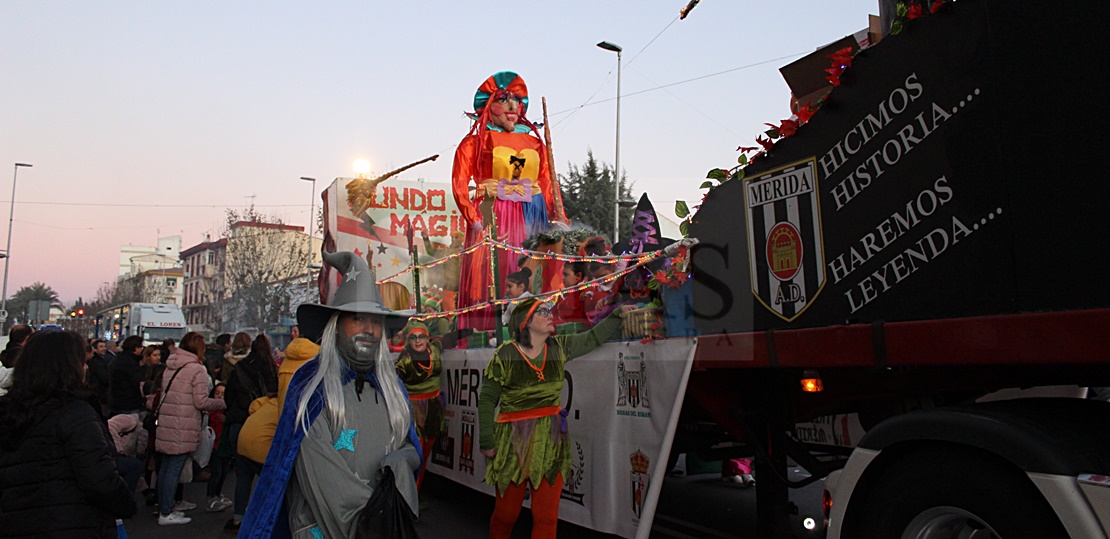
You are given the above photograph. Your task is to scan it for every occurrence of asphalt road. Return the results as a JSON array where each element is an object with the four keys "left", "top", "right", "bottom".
[
  {"left": 123, "top": 467, "right": 826, "bottom": 538},
  {"left": 123, "top": 472, "right": 616, "bottom": 538}
]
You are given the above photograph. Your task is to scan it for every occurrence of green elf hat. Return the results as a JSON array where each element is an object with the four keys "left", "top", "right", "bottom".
[
  {"left": 473, "top": 71, "right": 529, "bottom": 114},
  {"left": 405, "top": 321, "right": 429, "bottom": 340},
  {"left": 508, "top": 297, "right": 551, "bottom": 339},
  {"left": 422, "top": 290, "right": 443, "bottom": 311}
]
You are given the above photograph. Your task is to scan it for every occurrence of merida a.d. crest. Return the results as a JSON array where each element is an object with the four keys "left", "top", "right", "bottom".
[{"left": 744, "top": 158, "right": 827, "bottom": 321}]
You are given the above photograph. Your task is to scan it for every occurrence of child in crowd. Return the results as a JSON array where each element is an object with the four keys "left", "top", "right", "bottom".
[
  {"left": 502, "top": 267, "right": 534, "bottom": 326},
  {"left": 554, "top": 261, "right": 589, "bottom": 326},
  {"left": 203, "top": 382, "right": 233, "bottom": 513}
]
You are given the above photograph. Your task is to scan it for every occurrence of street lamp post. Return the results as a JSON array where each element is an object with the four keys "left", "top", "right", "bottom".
[
  {"left": 300, "top": 177, "right": 316, "bottom": 293},
  {"left": 597, "top": 41, "right": 623, "bottom": 243},
  {"left": 1, "top": 163, "right": 32, "bottom": 331}
]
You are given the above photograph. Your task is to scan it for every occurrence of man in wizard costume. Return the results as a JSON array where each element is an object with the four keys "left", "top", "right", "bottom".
[{"left": 238, "top": 250, "right": 422, "bottom": 538}]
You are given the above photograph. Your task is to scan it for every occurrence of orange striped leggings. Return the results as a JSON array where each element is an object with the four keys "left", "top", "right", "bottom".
[{"left": 490, "top": 474, "right": 563, "bottom": 539}]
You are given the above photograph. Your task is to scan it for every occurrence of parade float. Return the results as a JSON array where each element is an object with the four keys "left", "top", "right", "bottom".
[{"left": 319, "top": 2, "right": 1110, "bottom": 534}]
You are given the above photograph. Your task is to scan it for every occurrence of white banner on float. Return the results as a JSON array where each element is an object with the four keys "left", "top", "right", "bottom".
[{"left": 427, "top": 338, "right": 697, "bottom": 539}]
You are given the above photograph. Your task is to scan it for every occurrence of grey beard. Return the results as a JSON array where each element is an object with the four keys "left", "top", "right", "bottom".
[{"left": 336, "top": 332, "right": 379, "bottom": 373}]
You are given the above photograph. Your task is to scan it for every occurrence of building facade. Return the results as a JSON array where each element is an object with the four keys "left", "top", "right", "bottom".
[{"left": 180, "top": 237, "right": 227, "bottom": 336}]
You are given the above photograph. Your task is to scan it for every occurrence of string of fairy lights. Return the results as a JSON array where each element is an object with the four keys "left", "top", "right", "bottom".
[
  {"left": 375, "top": 239, "right": 659, "bottom": 285},
  {"left": 406, "top": 247, "right": 668, "bottom": 322}
]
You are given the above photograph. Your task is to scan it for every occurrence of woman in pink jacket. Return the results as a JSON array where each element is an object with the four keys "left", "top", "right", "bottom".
[{"left": 154, "top": 331, "right": 225, "bottom": 526}]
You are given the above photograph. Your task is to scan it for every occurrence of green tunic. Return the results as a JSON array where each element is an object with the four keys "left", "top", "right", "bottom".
[
  {"left": 394, "top": 340, "right": 443, "bottom": 397},
  {"left": 394, "top": 341, "right": 445, "bottom": 440},
  {"left": 477, "top": 310, "right": 623, "bottom": 491}
]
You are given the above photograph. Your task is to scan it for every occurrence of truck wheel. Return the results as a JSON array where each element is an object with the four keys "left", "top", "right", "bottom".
[{"left": 852, "top": 446, "right": 1068, "bottom": 539}]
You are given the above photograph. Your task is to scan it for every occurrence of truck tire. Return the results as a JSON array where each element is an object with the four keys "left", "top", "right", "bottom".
[{"left": 851, "top": 445, "right": 1068, "bottom": 539}]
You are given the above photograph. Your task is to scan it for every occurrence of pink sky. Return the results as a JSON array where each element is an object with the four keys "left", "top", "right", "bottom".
[{"left": 1, "top": 1, "right": 879, "bottom": 305}]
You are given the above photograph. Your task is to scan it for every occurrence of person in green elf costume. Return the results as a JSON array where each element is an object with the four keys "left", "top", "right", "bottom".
[
  {"left": 420, "top": 292, "right": 452, "bottom": 338},
  {"left": 478, "top": 297, "right": 634, "bottom": 539},
  {"left": 393, "top": 320, "right": 447, "bottom": 490}
]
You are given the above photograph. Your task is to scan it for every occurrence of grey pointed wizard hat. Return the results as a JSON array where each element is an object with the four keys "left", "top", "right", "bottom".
[{"left": 296, "top": 250, "right": 409, "bottom": 341}]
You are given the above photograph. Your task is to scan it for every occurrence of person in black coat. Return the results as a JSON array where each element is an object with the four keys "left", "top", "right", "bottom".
[
  {"left": 86, "top": 339, "right": 111, "bottom": 416},
  {"left": 107, "top": 335, "right": 147, "bottom": 417},
  {"left": 205, "top": 333, "right": 231, "bottom": 382},
  {"left": 223, "top": 334, "right": 278, "bottom": 426},
  {"left": 0, "top": 330, "right": 137, "bottom": 538},
  {"left": 0, "top": 324, "right": 33, "bottom": 368}
]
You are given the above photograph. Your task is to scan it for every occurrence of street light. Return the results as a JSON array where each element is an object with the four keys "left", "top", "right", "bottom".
[
  {"left": 1, "top": 163, "right": 32, "bottom": 330},
  {"left": 300, "top": 177, "right": 316, "bottom": 293},
  {"left": 597, "top": 40, "right": 623, "bottom": 243}
]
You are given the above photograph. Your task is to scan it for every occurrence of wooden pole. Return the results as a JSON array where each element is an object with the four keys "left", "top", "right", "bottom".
[
  {"left": 542, "top": 97, "right": 568, "bottom": 224},
  {"left": 490, "top": 213, "right": 504, "bottom": 346},
  {"left": 411, "top": 245, "right": 421, "bottom": 311}
]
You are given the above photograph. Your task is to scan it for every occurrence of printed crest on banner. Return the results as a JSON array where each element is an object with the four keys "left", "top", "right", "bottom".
[
  {"left": 560, "top": 441, "right": 587, "bottom": 505},
  {"left": 431, "top": 427, "right": 455, "bottom": 470},
  {"left": 616, "top": 352, "right": 651, "bottom": 417},
  {"left": 744, "top": 158, "right": 827, "bottom": 321},
  {"left": 630, "top": 449, "right": 650, "bottom": 519},
  {"left": 459, "top": 410, "right": 476, "bottom": 475}
]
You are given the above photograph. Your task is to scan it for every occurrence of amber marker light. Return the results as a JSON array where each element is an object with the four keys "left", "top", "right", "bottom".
[{"left": 801, "top": 370, "right": 824, "bottom": 393}]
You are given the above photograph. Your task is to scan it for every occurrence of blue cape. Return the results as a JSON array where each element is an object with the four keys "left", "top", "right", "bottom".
[{"left": 238, "top": 358, "right": 423, "bottom": 538}]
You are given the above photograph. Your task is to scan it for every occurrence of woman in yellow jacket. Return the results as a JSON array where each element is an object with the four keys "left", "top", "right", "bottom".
[{"left": 227, "top": 338, "right": 319, "bottom": 532}]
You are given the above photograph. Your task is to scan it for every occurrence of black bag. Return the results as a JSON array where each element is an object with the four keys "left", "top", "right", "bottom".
[{"left": 356, "top": 466, "right": 420, "bottom": 539}]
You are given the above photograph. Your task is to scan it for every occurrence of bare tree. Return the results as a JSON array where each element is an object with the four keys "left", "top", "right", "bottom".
[
  {"left": 92, "top": 279, "right": 143, "bottom": 310},
  {"left": 220, "top": 205, "right": 310, "bottom": 332}
]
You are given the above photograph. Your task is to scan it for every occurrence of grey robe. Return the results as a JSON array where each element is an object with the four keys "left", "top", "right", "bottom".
[{"left": 286, "top": 377, "right": 420, "bottom": 538}]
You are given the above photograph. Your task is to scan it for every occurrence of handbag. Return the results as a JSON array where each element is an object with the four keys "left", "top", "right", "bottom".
[
  {"left": 356, "top": 466, "right": 420, "bottom": 539},
  {"left": 144, "top": 368, "right": 184, "bottom": 437},
  {"left": 192, "top": 421, "right": 216, "bottom": 468}
]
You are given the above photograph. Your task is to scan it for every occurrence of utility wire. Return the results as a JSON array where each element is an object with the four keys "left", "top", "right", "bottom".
[
  {"left": 627, "top": 65, "right": 746, "bottom": 140},
  {"left": 13, "top": 219, "right": 205, "bottom": 231},
  {"left": 549, "top": 51, "right": 808, "bottom": 118},
  {"left": 0, "top": 200, "right": 311, "bottom": 208},
  {"left": 623, "top": 17, "right": 679, "bottom": 69},
  {"left": 552, "top": 16, "right": 678, "bottom": 131}
]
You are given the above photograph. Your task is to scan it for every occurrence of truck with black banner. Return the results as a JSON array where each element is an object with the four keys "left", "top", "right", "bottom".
[{"left": 685, "top": 0, "right": 1109, "bottom": 537}]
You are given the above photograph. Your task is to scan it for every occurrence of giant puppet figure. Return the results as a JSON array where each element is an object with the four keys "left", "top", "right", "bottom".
[{"left": 453, "top": 71, "right": 558, "bottom": 330}]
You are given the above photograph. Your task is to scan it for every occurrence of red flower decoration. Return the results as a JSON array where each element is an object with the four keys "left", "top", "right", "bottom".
[
  {"left": 777, "top": 118, "right": 798, "bottom": 138},
  {"left": 673, "top": 271, "right": 688, "bottom": 285},
  {"left": 756, "top": 135, "right": 775, "bottom": 152},
  {"left": 930, "top": 0, "right": 945, "bottom": 13},
  {"left": 907, "top": 2, "right": 923, "bottom": 19},
  {"left": 825, "top": 46, "right": 855, "bottom": 87},
  {"left": 653, "top": 270, "right": 671, "bottom": 285},
  {"left": 828, "top": 47, "right": 854, "bottom": 69},
  {"left": 737, "top": 146, "right": 759, "bottom": 153},
  {"left": 795, "top": 104, "right": 816, "bottom": 125}
]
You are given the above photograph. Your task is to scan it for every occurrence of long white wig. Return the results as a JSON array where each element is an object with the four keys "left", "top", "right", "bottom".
[{"left": 294, "top": 312, "right": 411, "bottom": 450}]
